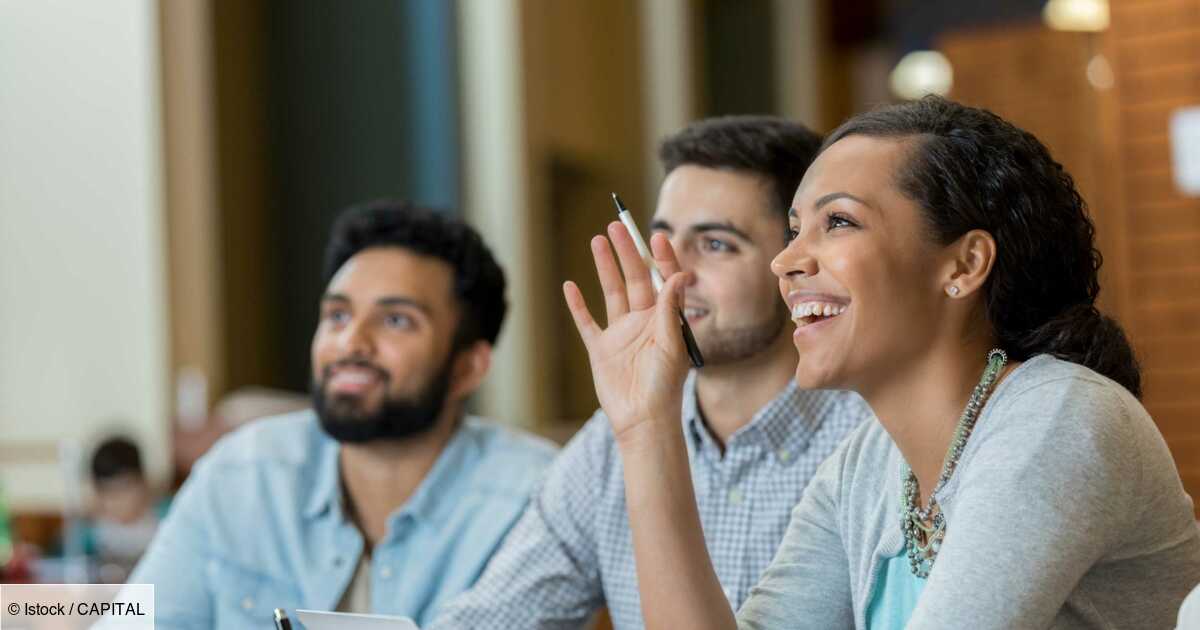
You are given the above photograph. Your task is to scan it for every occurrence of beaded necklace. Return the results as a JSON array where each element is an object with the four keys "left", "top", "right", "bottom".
[{"left": 900, "top": 348, "right": 1008, "bottom": 578}]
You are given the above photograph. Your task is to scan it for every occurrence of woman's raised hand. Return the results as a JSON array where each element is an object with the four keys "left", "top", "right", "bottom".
[{"left": 562, "top": 222, "right": 692, "bottom": 446}]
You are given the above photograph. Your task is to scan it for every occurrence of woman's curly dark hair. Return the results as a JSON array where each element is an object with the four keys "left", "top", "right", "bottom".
[
  {"left": 823, "top": 96, "right": 1141, "bottom": 397},
  {"left": 323, "top": 199, "right": 507, "bottom": 350}
]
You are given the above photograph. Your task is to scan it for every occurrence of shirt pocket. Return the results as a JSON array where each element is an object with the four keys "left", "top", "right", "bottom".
[{"left": 206, "top": 557, "right": 302, "bottom": 629}]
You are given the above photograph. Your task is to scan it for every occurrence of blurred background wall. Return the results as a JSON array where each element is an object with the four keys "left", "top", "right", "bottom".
[
  {"left": 2, "top": 0, "right": 1198, "bottom": 592},
  {"left": 0, "top": 0, "right": 170, "bottom": 510}
]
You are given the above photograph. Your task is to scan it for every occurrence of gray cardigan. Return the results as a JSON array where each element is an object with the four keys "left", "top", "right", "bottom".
[{"left": 736, "top": 355, "right": 1200, "bottom": 629}]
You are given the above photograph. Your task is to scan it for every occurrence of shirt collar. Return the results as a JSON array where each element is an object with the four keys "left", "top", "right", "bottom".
[
  {"left": 390, "top": 420, "right": 477, "bottom": 525},
  {"left": 682, "top": 372, "right": 836, "bottom": 463},
  {"left": 303, "top": 417, "right": 480, "bottom": 523},
  {"left": 304, "top": 430, "right": 342, "bottom": 519},
  {"left": 748, "top": 380, "right": 829, "bottom": 460},
  {"left": 680, "top": 372, "right": 710, "bottom": 456}
]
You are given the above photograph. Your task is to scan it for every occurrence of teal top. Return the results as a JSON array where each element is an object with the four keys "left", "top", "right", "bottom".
[{"left": 867, "top": 549, "right": 926, "bottom": 629}]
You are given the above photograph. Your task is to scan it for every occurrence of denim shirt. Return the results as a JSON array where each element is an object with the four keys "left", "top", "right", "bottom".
[{"left": 127, "top": 411, "right": 557, "bottom": 630}]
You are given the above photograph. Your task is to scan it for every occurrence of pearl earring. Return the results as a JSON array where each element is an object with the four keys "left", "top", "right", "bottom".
[{"left": 948, "top": 286, "right": 960, "bottom": 296}]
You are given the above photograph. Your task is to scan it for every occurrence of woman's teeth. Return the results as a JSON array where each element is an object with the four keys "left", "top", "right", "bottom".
[
  {"left": 791, "top": 302, "right": 847, "bottom": 325},
  {"left": 683, "top": 307, "right": 709, "bottom": 319}
]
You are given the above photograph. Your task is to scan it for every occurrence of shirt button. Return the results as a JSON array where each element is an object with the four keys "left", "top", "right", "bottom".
[
  {"left": 777, "top": 449, "right": 791, "bottom": 462},
  {"left": 380, "top": 566, "right": 393, "bottom": 579},
  {"left": 728, "top": 488, "right": 743, "bottom": 505},
  {"left": 241, "top": 597, "right": 255, "bottom": 611}
]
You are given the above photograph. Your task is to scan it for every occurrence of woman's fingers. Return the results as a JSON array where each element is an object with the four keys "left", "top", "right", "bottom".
[
  {"left": 654, "top": 271, "right": 690, "bottom": 351},
  {"left": 607, "top": 222, "right": 657, "bottom": 312},
  {"left": 649, "top": 232, "right": 683, "bottom": 280},
  {"left": 591, "top": 235, "right": 629, "bottom": 324},
  {"left": 577, "top": 227, "right": 674, "bottom": 343},
  {"left": 563, "top": 281, "right": 600, "bottom": 347}
]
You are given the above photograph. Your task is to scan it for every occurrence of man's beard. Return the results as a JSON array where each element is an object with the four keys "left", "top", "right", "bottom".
[
  {"left": 697, "top": 302, "right": 790, "bottom": 366},
  {"left": 312, "top": 355, "right": 454, "bottom": 444}
]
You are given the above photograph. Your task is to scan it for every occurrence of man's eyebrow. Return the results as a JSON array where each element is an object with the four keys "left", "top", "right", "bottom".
[
  {"left": 320, "top": 293, "right": 432, "bottom": 315},
  {"left": 651, "top": 219, "right": 752, "bottom": 241},
  {"left": 376, "top": 296, "right": 432, "bottom": 314},
  {"left": 687, "top": 222, "right": 752, "bottom": 241}
]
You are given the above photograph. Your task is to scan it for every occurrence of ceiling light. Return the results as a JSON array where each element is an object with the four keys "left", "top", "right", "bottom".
[
  {"left": 1043, "top": 0, "right": 1110, "bottom": 32},
  {"left": 889, "top": 51, "right": 953, "bottom": 101}
]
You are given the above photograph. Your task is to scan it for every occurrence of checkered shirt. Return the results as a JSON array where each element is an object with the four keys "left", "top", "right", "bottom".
[{"left": 430, "top": 375, "right": 872, "bottom": 630}]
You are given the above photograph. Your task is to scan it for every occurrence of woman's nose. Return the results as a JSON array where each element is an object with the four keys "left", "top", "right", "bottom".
[{"left": 771, "top": 238, "right": 818, "bottom": 279}]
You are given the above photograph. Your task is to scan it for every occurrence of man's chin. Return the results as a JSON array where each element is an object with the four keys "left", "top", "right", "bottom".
[
  {"left": 319, "top": 420, "right": 386, "bottom": 443},
  {"left": 319, "top": 416, "right": 440, "bottom": 444},
  {"left": 324, "top": 409, "right": 374, "bottom": 425},
  {"left": 315, "top": 400, "right": 444, "bottom": 444}
]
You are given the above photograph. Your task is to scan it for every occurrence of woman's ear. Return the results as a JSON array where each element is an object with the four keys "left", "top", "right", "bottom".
[{"left": 941, "top": 229, "right": 997, "bottom": 299}]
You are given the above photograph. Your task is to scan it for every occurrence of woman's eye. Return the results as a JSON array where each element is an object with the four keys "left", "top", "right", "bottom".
[
  {"left": 327, "top": 310, "right": 350, "bottom": 325},
  {"left": 826, "top": 213, "right": 856, "bottom": 231},
  {"left": 786, "top": 227, "right": 799, "bottom": 242}
]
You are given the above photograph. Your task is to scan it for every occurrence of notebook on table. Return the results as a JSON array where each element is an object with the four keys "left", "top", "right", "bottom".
[{"left": 294, "top": 609, "right": 420, "bottom": 630}]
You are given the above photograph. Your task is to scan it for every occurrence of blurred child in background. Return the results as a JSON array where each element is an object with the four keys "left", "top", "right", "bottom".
[{"left": 78, "top": 437, "right": 167, "bottom": 582}]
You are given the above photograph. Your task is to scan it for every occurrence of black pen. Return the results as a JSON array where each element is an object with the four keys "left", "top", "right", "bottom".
[
  {"left": 612, "top": 193, "right": 705, "bottom": 368},
  {"left": 273, "top": 608, "right": 293, "bottom": 630}
]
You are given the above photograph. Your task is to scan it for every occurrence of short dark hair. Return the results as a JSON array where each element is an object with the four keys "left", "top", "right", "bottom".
[
  {"left": 824, "top": 96, "right": 1140, "bottom": 397},
  {"left": 658, "top": 116, "right": 824, "bottom": 219},
  {"left": 323, "top": 200, "right": 508, "bottom": 348},
  {"left": 91, "top": 437, "right": 143, "bottom": 483}
]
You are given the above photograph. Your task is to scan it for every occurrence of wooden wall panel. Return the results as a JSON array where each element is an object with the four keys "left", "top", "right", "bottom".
[
  {"left": 522, "top": 0, "right": 650, "bottom": 426},
  {"left": 159, "top": 0, "right": 226, "bottom": 406},
  {"left": 1133, "top": 234, "right": 1200, "bottom": 267},
  {"left": 1110, "top": 2, "right": 1200, "bottom": 36},
  {"left": 1111, "top": 0, "right": 1200, "bottom": 515},
  {"left": 1122, "top": 98, "right": 1196, "bottom": 137},
  {"left": 1116, "top": 30, "right": 1200, "bottom": 68}
]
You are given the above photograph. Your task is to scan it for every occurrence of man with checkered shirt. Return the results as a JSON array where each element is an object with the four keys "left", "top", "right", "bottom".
[{"left": 431, "top": 117, "right": 872, "bottom": 630}]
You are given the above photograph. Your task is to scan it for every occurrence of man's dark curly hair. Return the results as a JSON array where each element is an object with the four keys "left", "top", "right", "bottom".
[
  {"left": 659, "top": 115, "right": 824, "bottom": 225},
  {"left": 823, "top": 96, "right": 1140, "bottom": 397},
  {"left": 323, "top": 199, "right": 507, "bottom": 349}
]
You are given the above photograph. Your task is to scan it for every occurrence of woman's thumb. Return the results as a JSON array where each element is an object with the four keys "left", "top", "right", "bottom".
[
  {"left": 655, "top": 271, "right": 690, "bottom": 347},
  {"left": 661, "top": 271, "right": 690, "bottom": 311}
]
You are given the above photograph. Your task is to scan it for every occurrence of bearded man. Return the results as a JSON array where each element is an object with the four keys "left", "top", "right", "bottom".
[{"left": 129, "top": 200, "right": 556, "bottom": 629}]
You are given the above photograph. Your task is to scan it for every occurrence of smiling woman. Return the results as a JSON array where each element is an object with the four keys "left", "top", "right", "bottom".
[{"left": 562, "top": 96, "right": 1200, "bottom": 630}]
